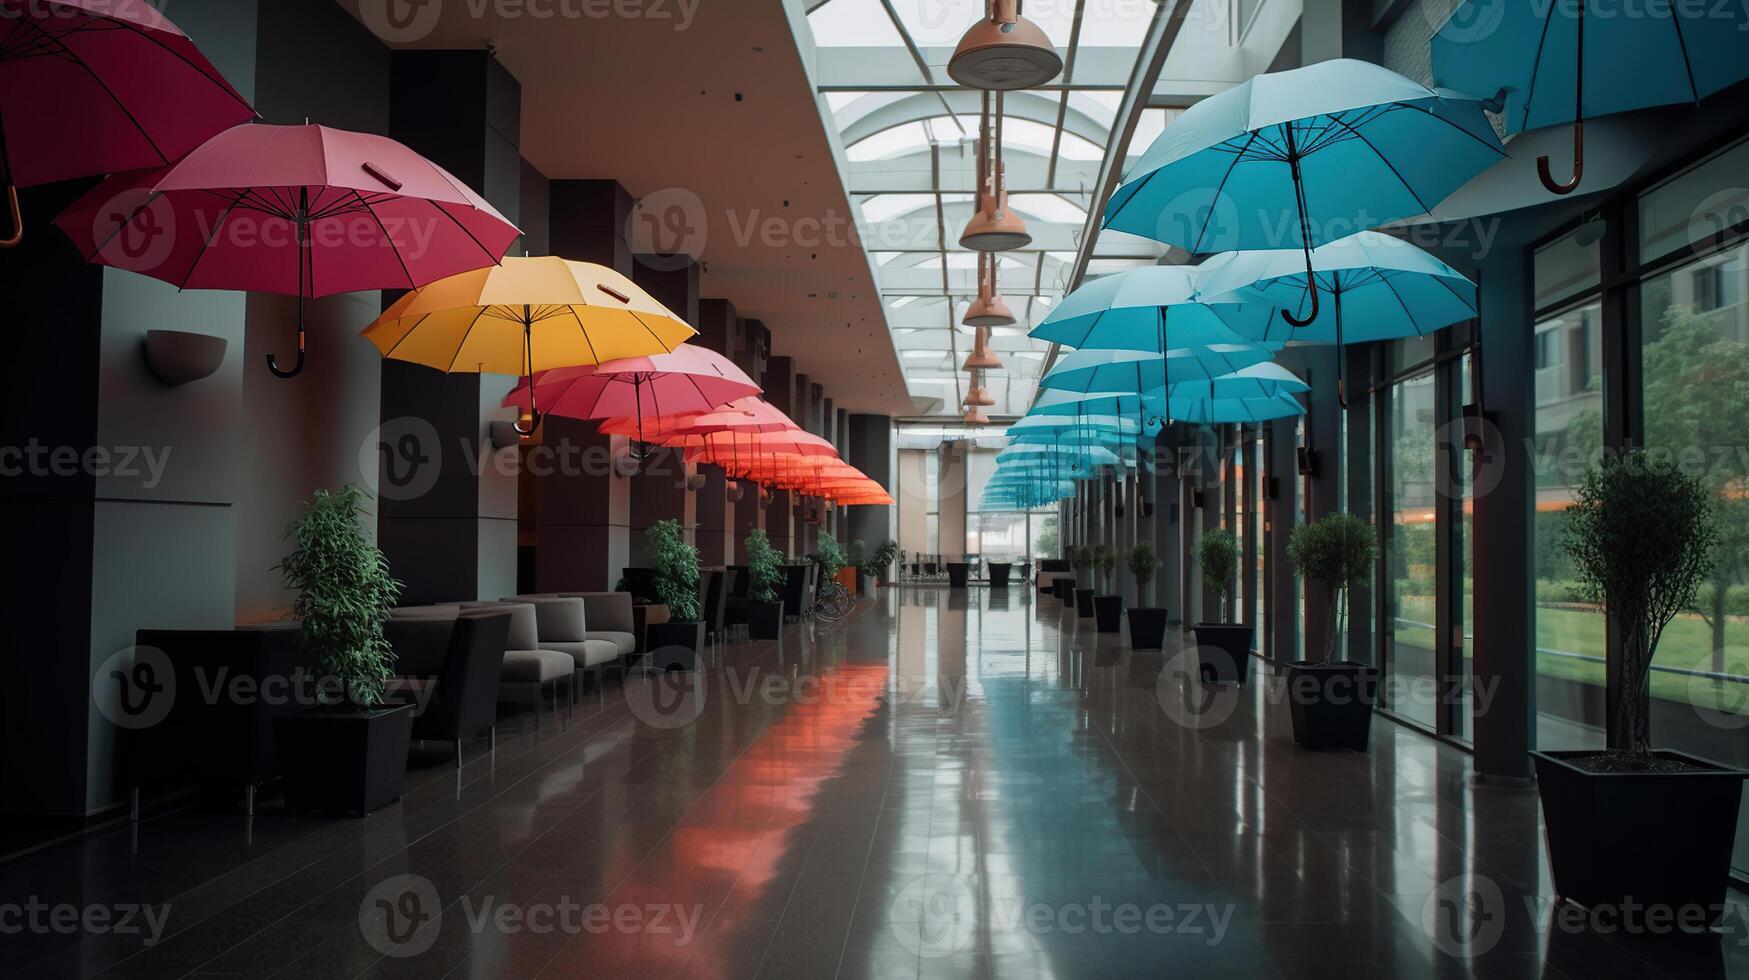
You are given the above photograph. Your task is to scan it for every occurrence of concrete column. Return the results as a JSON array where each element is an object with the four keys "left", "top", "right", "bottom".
[
  {"left": 1345, "top": 345, "right": 1376, "bottom": 663},
  {"left": 731, "top": 319, "right": 770, "bottom": 562},
  {"left": 379, "top": 50, "right": 525, "bottom": 604},
  {"left": 938, "top": 442, "right": 968, "bottom": 564},
  {"left": 764, "top": 356, "right": 796, "bottom": 557},
  {"left": 1152, "top": 427, "right": 1182, "bottom": 622},
  {"left": 534, "top": 180, "right": 634, "bottom": 591},
  {"left": 628, "top": 255, "right": 700, "bottom": 565},
  {"left": 1267, "top": 416, "right": 1302, "bottom": 661},
  {"left": 1284, "top": 345, "right": 1343, "bottom": 658},
  {"left": 847, "top": 414, "right": 894, "bottom": 566},
  {"left": 692, "top": 299, "right": 737, "bottom": 568}
]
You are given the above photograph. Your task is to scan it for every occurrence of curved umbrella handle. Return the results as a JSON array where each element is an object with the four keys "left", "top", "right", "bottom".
[
  {"left": 1537, "top": 121, "right": 1584, "bottom": 195},
  {"left": 1, "top": 182, "right": 21, "bottom": 249},
  {"left": 512, "top": 409, "right": 542, "bottom": 437},
  {"left": 1280, "top": 283, "right": 1319, "bottom": 328},
  {"left": 266, "top": 349, "right": 304, "bottom": 379}
]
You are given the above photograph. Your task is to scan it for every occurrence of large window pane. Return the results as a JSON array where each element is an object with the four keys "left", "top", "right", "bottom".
[
  {"left": 1386, "top": 371, "right": 1438, "bottom": 727},
  {"left": 1639, "top": 137, "right": 1749, "bottom": 263},
  {"left": 1531, "top": 300, "right": 1607, "bottom": 750},
  {"left": 1535, "top": 227, "right": 1603, "bottom": 311}
]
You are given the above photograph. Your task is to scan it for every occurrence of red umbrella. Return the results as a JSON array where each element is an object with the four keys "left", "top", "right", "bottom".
[
  {"left": 503, "top": 346, "right": 761, "bottom": 448},
  {"left": 0, "top": 0, "right": 255, "bottom": 246},
  {"left": 55, "top": 123, "right": 520, "bottom": 378}
]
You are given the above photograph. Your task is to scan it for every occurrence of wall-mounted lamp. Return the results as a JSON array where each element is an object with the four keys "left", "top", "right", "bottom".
[
  {"left": 142, "top": 330, "right": 226, "bottom": 386},
  {"left": 488, "top": 419, "right": 528, "bottom": 449},
  {"left": 686, "top": 473, "right": 708, "bottom": 492}
]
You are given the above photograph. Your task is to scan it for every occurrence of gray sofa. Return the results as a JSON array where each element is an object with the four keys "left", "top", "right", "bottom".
[{"left": 507, "top": 595, "right": 621, "bottom": 693}]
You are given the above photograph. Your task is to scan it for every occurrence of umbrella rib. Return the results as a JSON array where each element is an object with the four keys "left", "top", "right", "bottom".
[
  {"left": 427, "top": 198, "right": 505, "bottom": 270},
  {"left": 70, "top": 10, "right": 257, "bottom": 121},
  {"left": 1195, "top": 130, "right": 1259, "bottom": 253},
  {"left": 1390, "top": 101, "right": 1510, "bottom": 159},
  {"left": 56, "top": 43, "right": 171, "bottom": 166},
  {"left": 378, "top": 311, "right": 433, "bottom": 360},
  {"left": 565, "top": 306, "right": 603, "bottom": 364},
  {"left": 176, "top": 187, "right": 252, "bottom": 290},
  {"left": 1518, "top": 6, "right": 1565, "bottom": 133},
  {"left": 1326, "top": 112, "right": 1433, "bottom": 217},
  {"left": 1666, "top": 5, "right": 1701, "bottom": 103},
  {"left": 351, "top": 190, "right": 418, "bottom": 289},
  {"left": 443, "top": 305, "right": 494, "bottom": 374},
  {"left": 1427, "top": 266, "right": 1480, "bottom": 314},
  {"left": 629, "top": 311, "right": 682, "bottom": 352},
  {"left": 1375, "top": 270, "right": 1428, "bottom": 335}
]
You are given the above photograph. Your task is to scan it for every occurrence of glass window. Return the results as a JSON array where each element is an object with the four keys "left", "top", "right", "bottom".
[
  {"left": 1639, "top": 137, "right": 1749, "bottom": 263},
  {"left": 1457, "top": 355, "right": 1476, "bottom": 743},
  {"left": 1535, "top": 226, "right": 1604, "bottom": 310},
  {"left": 1531, "top": 299, "right": 1608, "bottom": 750},
  {"left": 1385, "top": 370, "right": 1438, "bottom": 727}
]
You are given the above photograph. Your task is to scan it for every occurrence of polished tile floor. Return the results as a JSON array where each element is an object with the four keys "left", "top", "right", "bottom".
[{"left": 5, "top": 587, "right": 1748, "bottom": 978}]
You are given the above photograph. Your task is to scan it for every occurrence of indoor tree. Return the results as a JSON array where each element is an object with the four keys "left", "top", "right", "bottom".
[
  {"left": 647, "top": 519, "right": 702, "bottom": 622},
  {"left": 1128, "top": 543, "right": 1159, "bottom": 606},
  {"left": 1286, "top": 512, "right": 1378, "bottom": 660},
  {"left": 744, "top": 528, "right": 786, "bottom": 603},
  {"left": 1197, "top": 529, "right": 1238, "bottom": 621},
  {"left": 277, "top": 485, "right": 404, "bottom": 706}
]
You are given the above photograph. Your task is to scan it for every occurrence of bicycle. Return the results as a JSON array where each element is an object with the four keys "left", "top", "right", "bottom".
[{"left": 812, "top": 580, "right": 855, "bottom": 623}]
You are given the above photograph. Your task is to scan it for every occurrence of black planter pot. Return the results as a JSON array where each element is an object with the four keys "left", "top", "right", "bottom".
[
  {"left": 854, "top": 571, "right": 868, "bottom": 595},
  {"left": 274, "top": 702, "right": 415, "bottom": 817},
  {"left": 1533, "top": 749, "right": 1746, "bottom": 923},
  {"left": 1127, "top": 607, "right": 1168, "bottom": 650},
  {"left": 646, "top": 621, "right": 705, "bottom": 671},
  {"left": 1093, "top": 595, "right": 1123, "bottom": 633},
  {"left": 987, "top": 563, "right": 1012, "bottom": 588},
  {"left": 1285, "top": 662, "right": 1379, "bottom": 750},
  {"left": 1053, "top": 578, "right": 1076, "bottom": 603},
  {"left": 1192, "top": 624, "right": 1253, "bottom": 685},
  {"left": 1074, "top": 588, "right": 1095, "bottom": 617},
  {"left": 746, "top": 600, "right": 785, "bottom": 640},
  {"left": 946, "top": 563, "right": 969, "bottom": 589}
]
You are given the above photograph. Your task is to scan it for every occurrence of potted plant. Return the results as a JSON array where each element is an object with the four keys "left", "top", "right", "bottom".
[
  {"left": 847, "top": 538, "right": 869, "bottom": 595},
  {"left": 1092, "top": 544, "right": 1122, "bottom": 632},
  {"left": 271, "top": 486, "right": 412, "bottom": 816},
  {"left": 743, "top": 528, "right": 786, "bottom": 640},
  {"left": 1072, "top": 545, "right": 1096, "bottom": 616},
  {"left": 1054, "top": 548, "right": 1079, "bottom": 604},
  {"left": 872, "top": 540, "right": 899, "bottom": 587},
  {"left": 1284, "top": 512, "right": 1381, "bottom": 750},
  {"left": 643, "top": 519, "right": 705, "bottom": 671},
  {"left": 1535, "top": 451, "right": 1742, "bottom": 925},
  {"left": 1192, "top": 529, "right": 1251, "bottom": 685},
  {"left": 1127, "top": 543, "right": 1167, "bottom": 651}
]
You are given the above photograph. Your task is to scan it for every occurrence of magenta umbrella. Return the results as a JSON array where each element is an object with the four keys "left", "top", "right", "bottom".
[
  {"left": 55, "top": 123, "right": 520, "bottom": 378},
  {"left": 0, "top": 0, "right": 256, "bottom": 246},
  {"left": 503, "top": 345, "right": 761, "bottom": 448}
]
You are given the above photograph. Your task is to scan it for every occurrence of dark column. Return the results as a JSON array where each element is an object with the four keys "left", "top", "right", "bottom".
[
  {"left": 628, "top": 256, "right": 700, "bottom": 564},
  {"left": 1345, "top": 345, "right": 1376, "bottom": 663},
  {"left": 1285, "top": 345, "right": 1342, "bottom": 658},
  {"left": 793, "top": 373, "right": 817, "bottom": 556},
  {"left": 692, "top": 299, "right": 738, "bottom": 568},
  {"left": 1471, "top": 250, "right": 1537, "bottom": 779},
  {"left": 535, "top": 180, "right": 634, "bottom": 592},
  {"left": 731, "top": 319, "right": 770, "bottom": 562},
  {"left": 380, "top": 50, "right": 524, "bottom": 604},
  {"left": 764, "top": 356, "right": 796, "bottom": 557},
  {"left": 847, "top": 414, "right": 894, "bottom": 562},
  {"left": 1267, "top": 416, "right": 1301, "bottom": 661}
]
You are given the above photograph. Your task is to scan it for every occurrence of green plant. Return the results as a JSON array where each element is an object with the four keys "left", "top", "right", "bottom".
[
  {"left": 1287, "top": 512, "right": 1378, "bottom": 660},
  {"left": 872, "top": 540, "right": 899, "bottom": 581},
  {"left": 847, "top": 538, "right": 868, "bottom": 573},
  {"left": 1093, "top": 544, "right": 1114, "bottom": 589},
  {"left": 814, "top": 535, "right": 847, "bottom": 583},
  {"left": 1564, "top": 450, "right": 1716, "bottom": 763},
  {"left": 277, "top": 485, "right": 403, "bottom": 706},
  {"left": 1197, "top": 529, "right": 1238, "bottom": 620},
  {"left": 1071, "top": 545, "right": 1093, "bottom": 573},
  {"left": 744, "top": 528, "right": 786, "bottom": 603},
  {"left": 646, "top": 519, "right": 701, "bottom": 622},
  {"left": 1128, "top": 543, "right": 1159, "bottom": 605}
]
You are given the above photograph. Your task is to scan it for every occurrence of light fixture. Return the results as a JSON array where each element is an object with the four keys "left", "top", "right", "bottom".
[
  {"left": 960, "top": 99, "right": 1031, "bottom": 252},
  {"left": 963, "top": 252, "right": 1016, "bottom": 327},
  {"left": 964, "top": 369, "right": 995, "bottom": 407},
  {"left": 727, "top": 482, "right": 745, "bottom": 503},
  {"left": 948, "top": 0, "right": 1062, "bottom": 91},
  {"left": 962, "top": 405, "right": 991, "bottom": 425},
  {"left": 963, "top": 325, "right": 1003, "bottom": 371}
]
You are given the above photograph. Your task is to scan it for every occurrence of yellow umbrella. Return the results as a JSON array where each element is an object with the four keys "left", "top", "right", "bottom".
[{"left": 361, "top": 256, "right": 697, "bottom": 433}]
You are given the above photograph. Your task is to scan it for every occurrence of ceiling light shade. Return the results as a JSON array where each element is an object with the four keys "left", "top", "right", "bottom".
[
  {"left": 962, "top": 405, "right": 991, "bottom": 425},
  {"left": 948, "top": 0, "right": 1062, "bottom": 91},
  {"left": 962, "top": 326, "right": 1003, "bottom": 371},
  {"left": 963, "top": 252, "right": 1016, "bottom": 327},
  {"left": 960, "top": 173, "right": 1031, "bottom": 251},
  {"left": 964, "top": 370, "right": 996, "bottom": 406}
]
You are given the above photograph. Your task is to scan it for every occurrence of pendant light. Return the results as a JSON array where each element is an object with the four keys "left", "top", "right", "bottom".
[
  {"left": 948, "top": 0, "right": 1062, "bottom": 91},
  {"left": 962, "top": 405, "right": 991, "bottom": 425},
  {"left": 963, "top": 252, "right": 1016, "bottom": 327},
  {"left": 964, "top": 369, "right": 996, "bottom": 407},
  {"left": 960, "top": 95, "right": 1031, "bottom": 252},
  {"left": 963, "top": 326, "right": 1003, "bottom": 371}
]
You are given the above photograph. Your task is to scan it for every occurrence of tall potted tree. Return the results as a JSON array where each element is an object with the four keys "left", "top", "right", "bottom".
[
  {"left": 1192, "top": 529, "right": 1250, "bottom": 684},
  {"left": 643, "top": 519, "right": 705, "bottom": 671},
  {"left": 1536, "top": 451, "right": 1743, "bottom": 923},
  {"left": 1126, "top": 543, "right": 1166, "bottom": 650},
  {"left": 1072, "top": 545, "right": 1096, "bottom": 617},
  {"left": 872, "top": 540, "right": 899, "bottom": 587},
  {"left": 1092, "top": 544, "right": 1122, "bottom": 632},
  {"left": 743, "top": 528, "right": 786, "bottom": 640},
  {"left": 272, "top": 486, "right": 411, "bottom": 816},
  {"left": 1284, "top": 512, "right": 1380, "bottom": 750}
]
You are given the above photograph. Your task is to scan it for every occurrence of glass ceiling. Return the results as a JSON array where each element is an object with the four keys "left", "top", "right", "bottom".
[{"left": 797, "top": 0, "right": 1299, "bottom": 418}]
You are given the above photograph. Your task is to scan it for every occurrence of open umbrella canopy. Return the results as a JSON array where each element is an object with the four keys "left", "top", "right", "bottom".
[
  {"left": 1007, "top": 413, "right": 1140, "bottom": 434},
  {"left": 1196, "top": 232, "right": 1477, "bottom": 343},
  {"left": 1025, "top": 389, "right": 1162, "bottom": 418},
  {"left": 1165, "top": 362, "right": 1309, "bottom": 400},
  {"left": 683, "top": 430, "right": 838, "bottom": 465},
  {"left": 1039, "top": 345, "right": 1275, "bottom": 395},
  {"left": 607, "top": 397, "right": 794, "bottom": 440},
  {"left": 365, "top": 256, "right": 695, "bottom": 376},
  {"left": 502, "top": 345, "right": 759, "bottom": 429},
  {"left": 995, "top": 444, "right": 1123, "bottom": 469},
  {"left": 1168, "top": 389, "right": 1307, "bottom": 424},
  {"left": 1007, "top": 428, "right": 1135, "bottom": 448},
  {"left": 0, "top": 0, "right": 255, "bottom": 194},
  {"left": 1028, "top": 264, "right": 1273, "bottom": 350}
]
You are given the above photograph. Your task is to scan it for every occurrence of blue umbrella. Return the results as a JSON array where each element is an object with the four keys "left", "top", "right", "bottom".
[
  {"left": 1029, "top": 264, "right": 1274, "bottom": 350},
  {"left": 1432, "top": 0, "right": 1749, "bottom": 194},
  {"left": 1169, "top": 389, "right": 1307, "bottom": 425},
  {"left": 1039, "top": 345, "right": 1276, "bottom": 396},
  {"left": 1104, "top": 59, "right": 1503, "bottom": 326},
  {"left": 1026, "top": 389, "right": 1159, "bottom": 418},
  {"left": 1167, "top": 361, "right": 1310, "bottom": 400},
  {"left": 1196, "top": 231, "right": 1477, "bottom": 401}
]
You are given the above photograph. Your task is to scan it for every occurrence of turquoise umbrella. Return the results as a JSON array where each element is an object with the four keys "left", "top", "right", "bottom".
[
  {"left": 1029, "top": 264, "right": 1274, "bottom": 350},
  {"left": 1432, "top": 0, "right": 1749, "bottom": 194},
  {"left": 1169, "top": 389, "right": 1307, "bottom": 425},
  {"left": 1104, "top": 59, "right": 1503, "bottom": 326},
  {"left": 1039, "top": 346, "right": 1275, "bottom": 396}
]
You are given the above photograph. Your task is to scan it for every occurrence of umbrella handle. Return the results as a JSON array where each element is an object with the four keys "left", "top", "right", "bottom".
[
  {"left": 0, "top": 182, "right": 20, "bottom": 249},
  {"left": 267, "top": 326, "right": 305, "bottom": 379},
  {"left": 1280, "top": 284, "right": 1319, "bottom": 328},
  {"left": 512, "top": 409, "right": 541, "bottom": 437},
  {"left": 1537, "top": 121, "right": 1584, "bottom": 195}
]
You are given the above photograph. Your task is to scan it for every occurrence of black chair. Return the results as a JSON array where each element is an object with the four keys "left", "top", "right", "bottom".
[
  {"left": 393, "top": 612, "right": 510, "bottom": 768},
  {"left": 619, "top": 567, "right": 659, "bottom": 604},
  {"left": 781, "top": 564, "right": 809, "bottom": 621},
  {"left": 701, "top": 570, "right": 728, "bottom": 650}
]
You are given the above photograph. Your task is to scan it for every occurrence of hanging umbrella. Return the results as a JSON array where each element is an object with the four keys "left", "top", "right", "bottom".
[
  {"left": 1025, "top": 389, "right": 1160, "bottom": 418},
  {"left": 683, "top": 430, "right": 838, "bottom": 466},
  {"left": 1433, "top": 0, "right": 1749, "bottom": 194},
  {"left": 1196, "top": 231, "right": 1475, "bottom": 403},
  {"left": 58, "top": 123, "right": 520, "bottom": 378},
  {"left": 364, "top": 256, "right": 696, "bottom": 432},
  {"left": 600, "top": 396, "right": 794, "bottom": 441},
  {"left": 502, "top": 345, "right": 760, "bottom": 445},
  {"left": 1028, "top": 264, "right": 1273, "bottom": 349},
  {"left": 1008, "top": 414, "right": 1140, "bottom": 435},
  {"left": 1038, "top": 345, "right": 1275, "bottom": 396},
  {"left": 1104, "top": 59, "right": 1503, "bottom": 325},
  {"left": 0, "top": 0, "right": 256, "bottom": 246},
  {"left": 1168, "top": 389, "right": 1307, "bottom": 425}
]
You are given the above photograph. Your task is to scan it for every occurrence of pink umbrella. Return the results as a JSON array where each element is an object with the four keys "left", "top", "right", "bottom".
[
  {"left": 0, "top": 0, "right": 256, "bottom": 246},
  {"left": 55, "top": 123, "right": 520, "bottom": 378},
  {"left": 503, "top": 345, "right": 760, "bottom": 446}
]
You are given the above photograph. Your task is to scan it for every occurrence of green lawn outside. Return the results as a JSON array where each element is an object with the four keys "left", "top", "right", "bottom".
[{"left": 1394, "top": 594, "right": 1749, "bottom": 711}]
